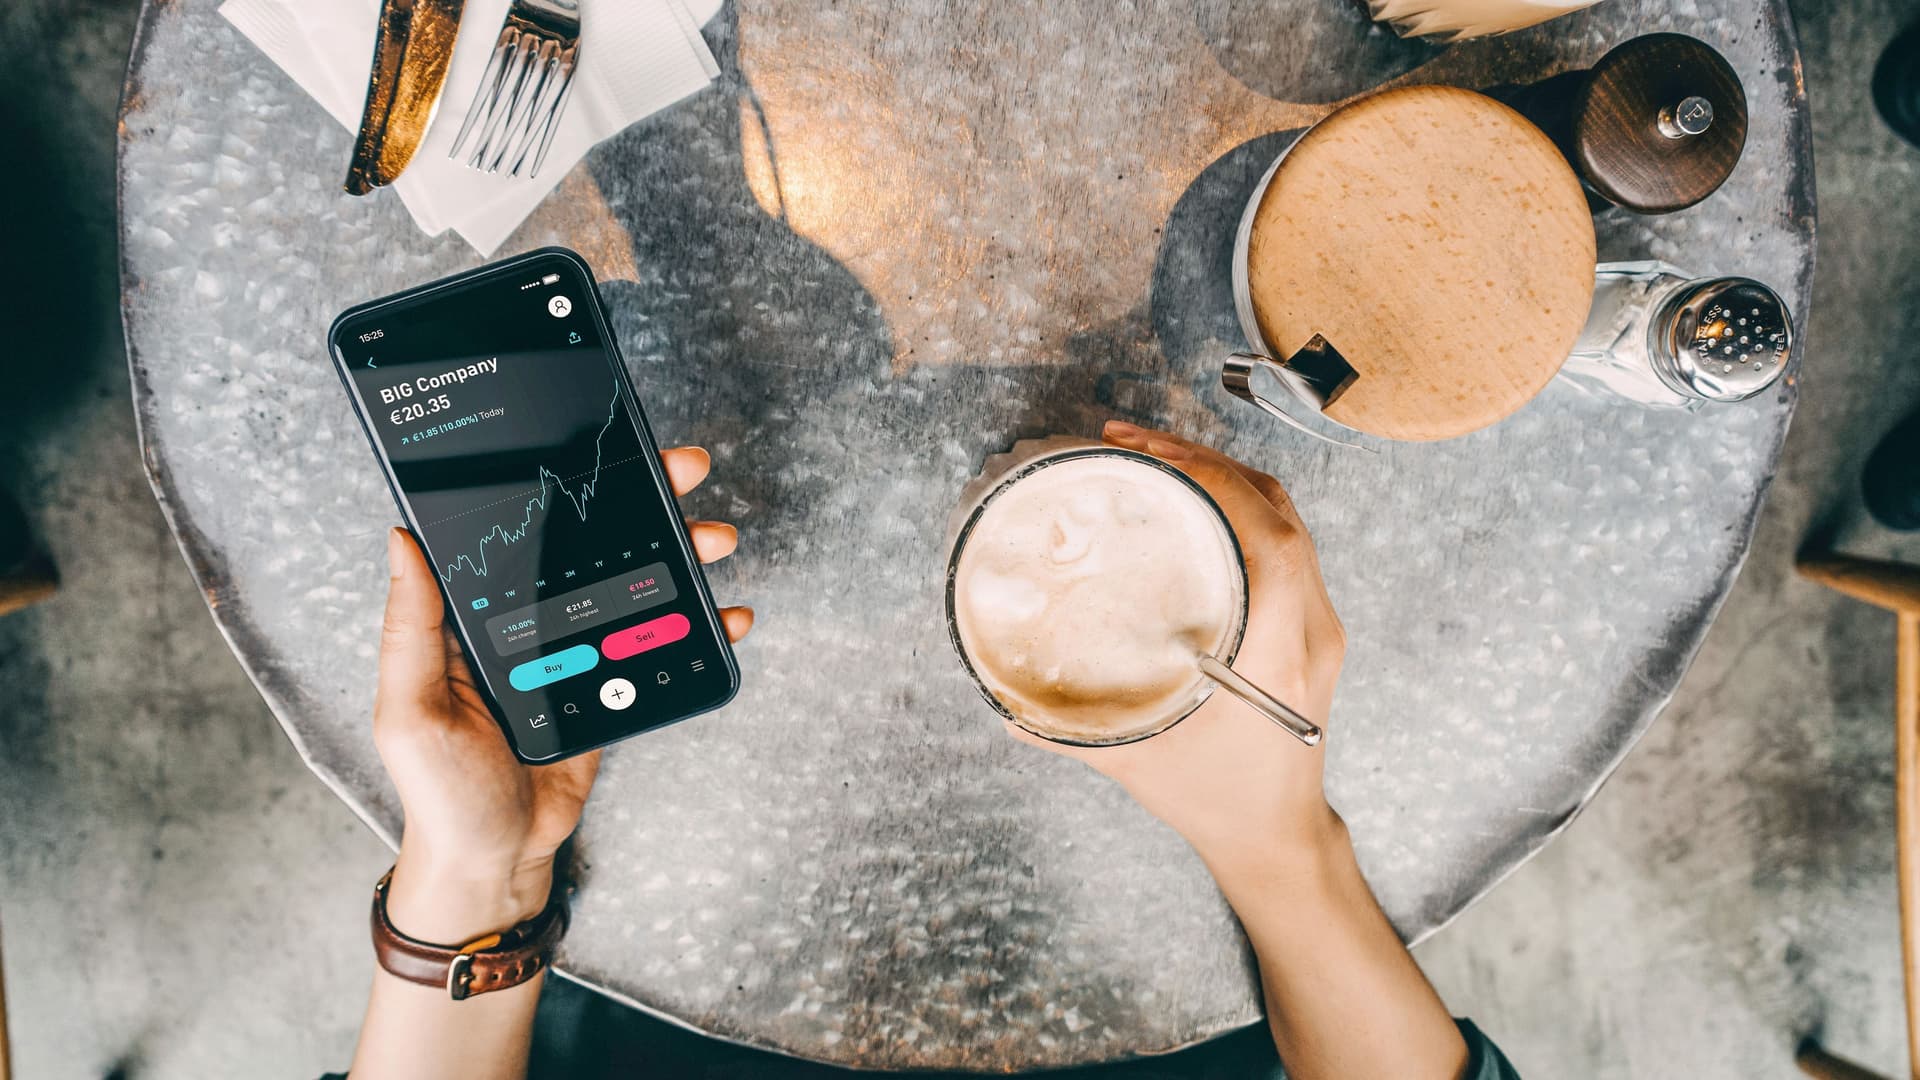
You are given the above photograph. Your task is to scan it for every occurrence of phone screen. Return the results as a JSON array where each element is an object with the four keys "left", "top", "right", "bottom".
[{"left": 329, "top": 250, "right": 738, "bottom": 761}]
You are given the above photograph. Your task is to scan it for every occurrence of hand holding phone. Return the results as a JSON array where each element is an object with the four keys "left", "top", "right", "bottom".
[
  {"left": 330, "top": 249, "right": 745, "bottom": 763},
  {"left": 373, "top": 503, "right": 751, "bottom": 947}
]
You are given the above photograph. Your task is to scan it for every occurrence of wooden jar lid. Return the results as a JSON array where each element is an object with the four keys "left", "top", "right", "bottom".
[{"left": 1245, "top": 86, "right": 1597, "bottom": 442}]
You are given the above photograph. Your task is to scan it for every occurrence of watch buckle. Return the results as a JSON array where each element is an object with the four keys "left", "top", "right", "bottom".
[{"left": 447, "top": 952, "right": 475, "bottom": 1001}]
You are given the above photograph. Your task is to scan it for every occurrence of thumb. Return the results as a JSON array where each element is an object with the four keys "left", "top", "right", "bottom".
[
  {"left": 376, "top": 528, "right": 449, "bottom": 716},
  {"left": 1139, "top": 437, "right": 1297, "bottom": 556},
  {"left": 1132, "top": 436, "right": 1313, "bottom": 605}
]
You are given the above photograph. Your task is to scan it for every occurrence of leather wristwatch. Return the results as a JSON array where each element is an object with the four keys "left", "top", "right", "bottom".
[{"left": 370, "top": 869, "right": 569, "bottom": 1000}]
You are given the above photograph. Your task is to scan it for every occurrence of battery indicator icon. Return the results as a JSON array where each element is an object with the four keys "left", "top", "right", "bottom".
[{"left": 540, "top": 273, "right": 561, "bottom": 286}]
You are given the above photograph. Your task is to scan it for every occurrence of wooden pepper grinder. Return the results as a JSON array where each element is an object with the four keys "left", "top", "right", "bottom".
[{"left": 1489, "top": 33, "right": 1748, "bottom": 214}]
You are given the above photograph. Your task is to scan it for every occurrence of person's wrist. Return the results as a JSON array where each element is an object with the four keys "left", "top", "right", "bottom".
[
  {"left": 385, "top": 846, "right": 556, "bottom": 945},
  {"left": 1194, "top": 802, "right": 1351, "bottom": 902}
]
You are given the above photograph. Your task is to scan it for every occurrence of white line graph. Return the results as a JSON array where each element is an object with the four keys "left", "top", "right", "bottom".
[{"left": 437, "top": 381, "right": 623, "bottom": 581}]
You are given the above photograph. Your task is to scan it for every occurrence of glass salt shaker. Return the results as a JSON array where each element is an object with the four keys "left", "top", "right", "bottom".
[{"left": 1559, "top": 260, "right": 1794, "bottom": 409}]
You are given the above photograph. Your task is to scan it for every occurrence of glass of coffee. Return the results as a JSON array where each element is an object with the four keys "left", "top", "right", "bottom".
[{"left": 944, "top": 443, "right": 1319, "bottom": 747}]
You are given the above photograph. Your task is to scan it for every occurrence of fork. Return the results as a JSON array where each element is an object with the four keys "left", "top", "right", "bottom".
[{"left": 447, "top": 0, "right": 581, "bottom": 178}]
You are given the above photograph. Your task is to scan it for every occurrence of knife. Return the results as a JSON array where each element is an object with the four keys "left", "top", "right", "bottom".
[{"left": 344, "top": 0, "right": 467, "bottom": 196}]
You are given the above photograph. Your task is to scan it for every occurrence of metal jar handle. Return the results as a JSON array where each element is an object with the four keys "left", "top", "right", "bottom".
[{"left": 1221, "top": 335, "right": 1369, "bottom": 450}]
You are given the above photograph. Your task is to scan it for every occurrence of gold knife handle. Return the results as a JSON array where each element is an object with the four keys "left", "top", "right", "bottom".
[{"left": 345, "top": 0, "right": 467, "bottom": 196}]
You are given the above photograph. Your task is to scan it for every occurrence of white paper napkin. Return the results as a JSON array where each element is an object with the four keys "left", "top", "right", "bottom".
[
  {"left": 1367, "top": 0, "right": 1604, "bottom": 39},
  {"left": 222, "top": 0, "right": 725, "bottom": 254}
]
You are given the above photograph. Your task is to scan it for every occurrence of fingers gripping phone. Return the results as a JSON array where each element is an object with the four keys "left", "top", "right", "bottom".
[{"left": 328, "top": 248, "right": 740, "bottom": 762}]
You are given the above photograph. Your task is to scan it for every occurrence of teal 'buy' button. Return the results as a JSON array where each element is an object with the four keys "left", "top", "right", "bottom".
[{"left": 508, "top": 644, "right": 599, "bottom": 692}]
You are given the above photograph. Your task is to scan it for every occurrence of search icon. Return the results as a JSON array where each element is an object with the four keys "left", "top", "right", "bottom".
[{"left": 563, "top": 703, "right": 580, "bottom": 715}]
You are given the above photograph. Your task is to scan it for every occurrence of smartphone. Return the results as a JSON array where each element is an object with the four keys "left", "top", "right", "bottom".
[{"left": 328, "top": 248, "right": 740, "bottom": 762}]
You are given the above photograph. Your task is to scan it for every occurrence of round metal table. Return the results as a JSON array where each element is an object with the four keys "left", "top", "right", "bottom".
[{"left": 119, "top": 0, "right": 1814, "bottom": 1070}]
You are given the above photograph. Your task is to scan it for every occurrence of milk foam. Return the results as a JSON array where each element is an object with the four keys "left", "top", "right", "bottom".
[{"left": 953, "top": 455, "right": 1241, "bottom": 740}]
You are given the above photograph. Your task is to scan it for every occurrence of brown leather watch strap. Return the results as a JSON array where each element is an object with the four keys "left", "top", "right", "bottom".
[{"left": 370, "top": 869, "right": 569, "bottom": 1000}]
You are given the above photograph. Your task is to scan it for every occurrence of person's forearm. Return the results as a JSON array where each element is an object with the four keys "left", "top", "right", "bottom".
[
  {"left": 1205, "top": 813, "right": 1468, "bottom": 1080},
  {"left": 346, "top": 854, "right": 552, "bottom": 1080},
  {"left": 351, "top": 967, "right": 543, "bottom": 1080}
]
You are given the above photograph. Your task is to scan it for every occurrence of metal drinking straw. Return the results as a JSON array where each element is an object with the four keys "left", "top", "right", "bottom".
[{"left": 1199, "top": 654, "right": 1323, "bottom": 746}]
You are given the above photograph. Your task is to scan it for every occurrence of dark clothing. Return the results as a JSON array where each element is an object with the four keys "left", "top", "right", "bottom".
[
  {"left": 1461, "top": 1018, "right": 1523, "bottom": 1079},
  {"left": 324, "top": 1014, "right": 1520, "bottom": 1079}
]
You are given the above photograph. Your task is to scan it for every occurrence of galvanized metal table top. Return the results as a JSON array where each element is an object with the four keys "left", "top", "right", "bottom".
[{"left": 119, "top": 0, "right": 1814, "bottom": 1070}]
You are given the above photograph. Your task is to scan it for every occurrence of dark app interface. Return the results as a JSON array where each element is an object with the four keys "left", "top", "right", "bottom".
[{"left": 338, "top": 260, "right": 728, "bottom": 758}]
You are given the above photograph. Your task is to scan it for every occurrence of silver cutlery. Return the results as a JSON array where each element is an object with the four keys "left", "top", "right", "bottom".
[{"left": 447, "top": 0, "right": 582, "bottom": 178}]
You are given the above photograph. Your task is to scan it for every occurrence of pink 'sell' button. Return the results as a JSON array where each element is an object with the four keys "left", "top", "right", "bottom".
[{"left": 601, "top": 613, "right": 691, "bottom": 661}]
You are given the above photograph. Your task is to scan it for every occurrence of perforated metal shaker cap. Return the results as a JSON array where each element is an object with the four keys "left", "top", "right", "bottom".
[{"left": 1650, "top": 277, "right": 1793, "bottom": 402}]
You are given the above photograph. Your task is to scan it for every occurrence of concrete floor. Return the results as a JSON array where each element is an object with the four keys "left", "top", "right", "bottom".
[{"left": 2, "top": 0, "right": 1918, "bottom": 1076}]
